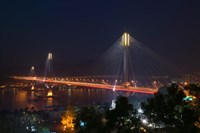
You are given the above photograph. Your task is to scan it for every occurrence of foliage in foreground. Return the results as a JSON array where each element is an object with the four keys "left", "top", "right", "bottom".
[
  {"left": 141, "top": 83, "right": 200, "bottom": 133},
  {"left": 0, "top": 108, "right": 50, "bottom": 133}
]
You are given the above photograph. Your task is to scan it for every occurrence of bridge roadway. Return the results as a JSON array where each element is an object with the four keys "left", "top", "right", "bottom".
[{"left": 13, "top": 76, "right": 158, "bottom": 94}]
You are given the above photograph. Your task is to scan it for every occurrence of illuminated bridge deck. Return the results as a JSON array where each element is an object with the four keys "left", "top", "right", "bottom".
[{"left": 13, "top": 76, "right": 158, "bottom": 94}]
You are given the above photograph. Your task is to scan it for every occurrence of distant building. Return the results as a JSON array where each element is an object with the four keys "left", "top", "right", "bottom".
[{"left": 184, "top": 72, "right": 200, "bottom": 83}]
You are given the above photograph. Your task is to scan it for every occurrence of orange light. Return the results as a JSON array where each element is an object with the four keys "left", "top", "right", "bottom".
[
  {"left": 47, "top": 90, "right": 53, "bottom": 97},
  {"left": 61, "top": 108, "right": 75, "bottom": 131},
  {"left": 31, "top": 85, "right": 34, "bottom": 90}
]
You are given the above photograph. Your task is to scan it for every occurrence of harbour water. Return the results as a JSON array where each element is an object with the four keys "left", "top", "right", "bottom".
[{"left": 0, "top": 78, "right": 153, "bottom": 111}]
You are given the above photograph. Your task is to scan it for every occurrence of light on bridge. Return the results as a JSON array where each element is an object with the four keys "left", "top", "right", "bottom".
[
  {"left": 122, "top": 32, "right": 130, "bottom": 46},
  {"left": 47, "top": 90, "right": 53, "bottom": 97},
  {"left": 48, "top": 53, "right": 53, "bottom": 60}
]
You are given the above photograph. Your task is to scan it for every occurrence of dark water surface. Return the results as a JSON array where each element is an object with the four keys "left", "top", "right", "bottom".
[
  {"left": 0, "top": 85, "right": 115, "bottom": 111},
  {"left": 0, "top": 78, "right": 153, "bottom": 111}
]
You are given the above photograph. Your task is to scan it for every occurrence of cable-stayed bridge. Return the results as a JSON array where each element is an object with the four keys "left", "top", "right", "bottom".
[{"left": 13, "top": 33, "right": 181, "bottom": 94}]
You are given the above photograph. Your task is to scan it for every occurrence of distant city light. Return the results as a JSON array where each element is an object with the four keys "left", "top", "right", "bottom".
[
  {"left": 80, "top": 121, "right": 85, "bottom": 127},
  {"left": 184, "top": 82, "right": 188, "bottom": 85},
  {"left": 183, "top": 95, "right": 196, "bottom": 101}
]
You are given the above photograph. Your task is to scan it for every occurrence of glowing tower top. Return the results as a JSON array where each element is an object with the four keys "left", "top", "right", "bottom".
[
  {"left": 122, "top": 32, "right": 130, "bottom": 46},
  {"left": 48, "top": 53, "right": 53, "bottom": 60}
]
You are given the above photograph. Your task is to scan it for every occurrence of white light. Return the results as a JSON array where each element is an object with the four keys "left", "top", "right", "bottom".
[
  {"left": 148, "top": 124, "right": 153, "bottom": 127},
  {"left": 138, "top": 108, "right": 144, "bottom": 113},
  {"left": 48, "top": 53, "right": 53, "bottom": 60},
  {"left": 142, "top": 119, "right": 148, "bottom": 124},
  {"left": 45, "top": 84, "right": 49, "bottom": 89},
  {"left": 31, "top": 66, "right": 34, "bottom": 70},
  {"left": 113, "top": 87, "right": 115, "bottom": 91},
  {"left": 31, "top": 126, "right": 36, "bottom": 132},
  {"left": 110, "top": 100, "right": 116, "bottom": 110}
]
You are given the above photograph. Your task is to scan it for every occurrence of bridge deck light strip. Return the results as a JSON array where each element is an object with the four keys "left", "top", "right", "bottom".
[{"left": 13, "top": 76, "right": 158, "bottom": 94}]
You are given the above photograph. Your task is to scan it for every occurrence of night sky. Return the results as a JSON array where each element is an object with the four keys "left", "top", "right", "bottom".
[{"left": 0, "top": 0, "right": 200, "bottom": 72}]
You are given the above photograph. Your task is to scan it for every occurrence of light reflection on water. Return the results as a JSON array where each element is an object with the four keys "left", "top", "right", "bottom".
[
  {"left": 47, "top": 97, "right": 53, "bottom": 107},
  {"left": 0, "top": 86, "right": 114, "bottom": 111},
  {"left": 0, "top": 83, "right": 153, "bottom": 111}
]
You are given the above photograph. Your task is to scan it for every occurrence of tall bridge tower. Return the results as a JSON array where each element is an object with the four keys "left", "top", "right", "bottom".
[
  {"left": 122, "top": 32, "right": 130, "bottom": 86},
  {"left": 45, "top": 52, "right": 53, "bottom": 78},
  {"left": 47, "top": 53, "right": 53, "bottom": 74},
  {"left": 29, "top": 66, "right": 35, "bottom": 77}
]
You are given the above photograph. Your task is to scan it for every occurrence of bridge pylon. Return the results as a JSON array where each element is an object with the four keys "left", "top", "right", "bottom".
[
  {"left": 45, "top": 52, "right": 54, "bottom": 79},
  {"left": 122, "top": 32, "right": 131, "bottom": 87},
  {"left": 29, "top": 66, "right": 35, "bottom": 77}
]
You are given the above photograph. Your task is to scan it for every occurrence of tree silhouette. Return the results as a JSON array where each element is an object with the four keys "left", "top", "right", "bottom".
[
  {"left": 106, "top": 96, "right": 143, "bottom": 133},
  {"left": 141, "top": 83, "right": 200, "bottom": 132},
  {"left": 76, "top": 106, "right": 105, "bottom": 133}
]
